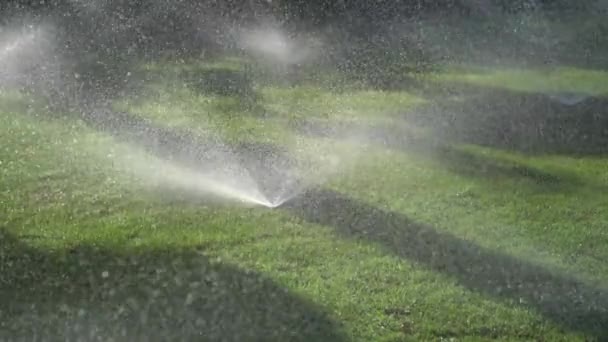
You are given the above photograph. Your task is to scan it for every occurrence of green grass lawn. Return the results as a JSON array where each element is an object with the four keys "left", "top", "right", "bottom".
[
  {"left": 2, "top": 58, "right": 608, "bottom": 341},
  {"left": 433, "top": 66, "right": 608, "bottom": 96}
]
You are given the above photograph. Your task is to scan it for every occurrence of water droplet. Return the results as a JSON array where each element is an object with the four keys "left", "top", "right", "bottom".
[{"left": 185, "top": 293, "right": 194, "bottom": 305}]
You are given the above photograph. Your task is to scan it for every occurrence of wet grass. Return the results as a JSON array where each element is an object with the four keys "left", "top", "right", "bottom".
[
  {"left": 434, "top": 66, "right": 608, "bottom": 96},
  {"left": 2, "top": 59, "right": 608, "bottom": 341}
]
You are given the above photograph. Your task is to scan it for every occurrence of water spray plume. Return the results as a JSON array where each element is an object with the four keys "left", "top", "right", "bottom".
[
  {"left": 110, "top": 146, "right": 275, "bottom": 207},
  {"left": 0, "top": 18, "right": 348, "bottom": 209}
]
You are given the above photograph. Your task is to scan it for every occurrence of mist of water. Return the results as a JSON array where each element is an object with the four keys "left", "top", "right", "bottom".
[
  {"left": 107, "top": 136, "right": 340, "bottom": 209},
  {"left": 0, "top": 19, "right": 376, "bottom": 210},
  {"left": 0, "top": 25, "right": 46, "bottom": 85},
  {"left": 116, "top": 149, "right": 275, "bottom": 207},
  {"left": 0, "top": 20, "right": 302, "bottom": 208},
  {"left": 235, "top": 26, "right": 323, "bottom": 69},
  {"left": 0, "top": 18, "right": 379, "bottom": 210}
]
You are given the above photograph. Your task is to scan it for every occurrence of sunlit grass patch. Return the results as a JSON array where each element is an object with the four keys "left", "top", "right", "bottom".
[
  {"left": 140, "top": 56, "right": 247, "bottom": 74},
  {"left": 114, "top": 64, "right": 426, "bottom": 148},
  {"left": 261, "top": 86, "right": 426, "bottom": 122},
  {"left": 433, "top": 66, "right": 608, "bottom": 95}
]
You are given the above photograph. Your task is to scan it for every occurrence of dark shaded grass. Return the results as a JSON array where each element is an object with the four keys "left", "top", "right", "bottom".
[
  {"left": 282, "top": 189, "right": 608, "bottom": 340},
  {"left": 406, "top": 85, "right": 608, "bottom": 156},
  {"left": 0, "top": 229, "right": 345, "bottom": 342}
]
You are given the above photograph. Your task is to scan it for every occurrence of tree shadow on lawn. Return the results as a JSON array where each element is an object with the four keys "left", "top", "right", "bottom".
[
  {"left": 282, "top": 189, "right": 608, "bottom": 339},
  {"left": 405, "top": 84, "right": 608, "bottom": 156},
  {"left": 179, "top": 66, "right": 279, "bottom": 119},
  {"left": 186, "top": 68, "right": 253, "bottom": 95},
  {"left": 0, "top": 228, "right": 345, "bottom": 342}
]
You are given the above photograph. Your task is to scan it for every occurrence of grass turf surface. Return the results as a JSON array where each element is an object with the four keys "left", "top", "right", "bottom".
[{"left": 1, "top": 58, "right": 608, "bottom": 341}]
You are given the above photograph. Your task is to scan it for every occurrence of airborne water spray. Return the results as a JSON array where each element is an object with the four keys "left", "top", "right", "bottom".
[
  {"left": 1, "top": 15, "right": 347, "bottom": 209},
  {"left": 128, "top": 153, "right": 275, "bottom": 207},
  {"left": 0, "top": 23, "right": 54, "bottom": 87},
  {"left": 0, "top": 24, "right": 277, "bottom": 208}
]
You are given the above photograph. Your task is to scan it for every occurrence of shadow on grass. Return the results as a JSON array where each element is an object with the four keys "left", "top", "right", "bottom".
[
  {"left": 181, "top": 68, "right": 255, "bottom": 98},
  {"left": 406, "top": 85, "right": 608, "bottom": 156},
  {"left": 180, "top": 66, "right": 270, "bottom": 117},
  {"left": 283, "top": 189, "right": 608, "bottom": 339},
  {"left": 0, "top": 229, "right": 345, "bottom": 341},
  {"left": 431, "top": 146, "right": 570, "bottom": 186}
]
